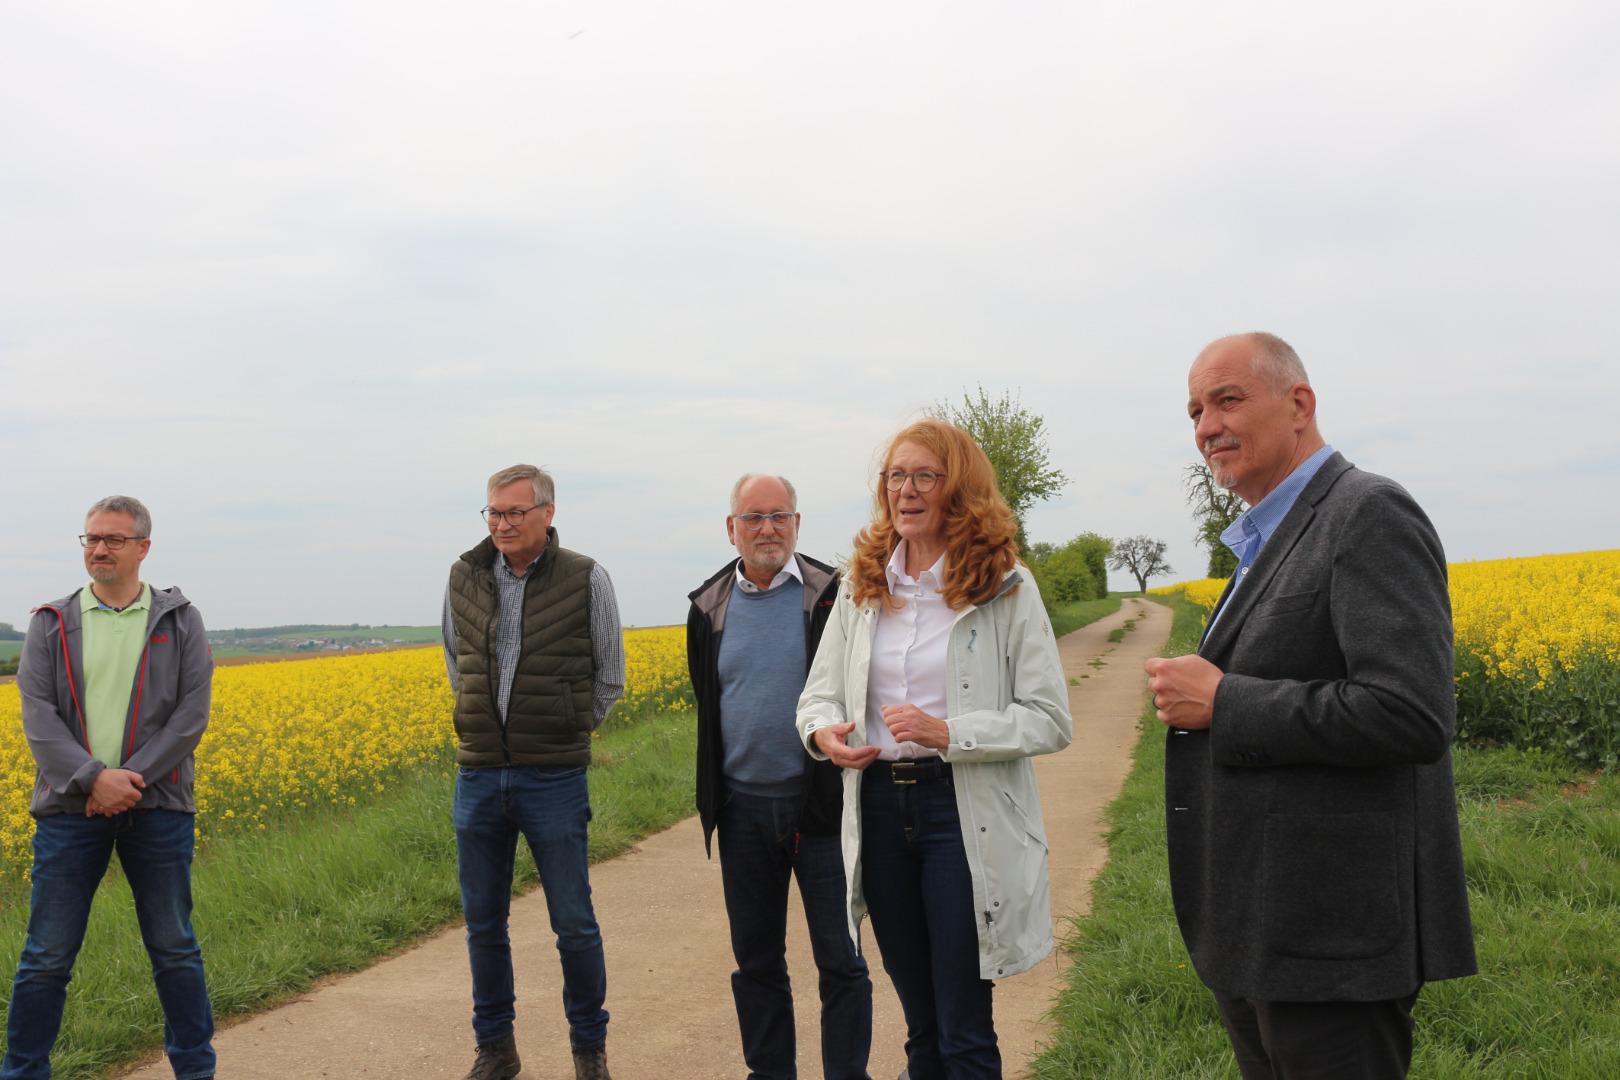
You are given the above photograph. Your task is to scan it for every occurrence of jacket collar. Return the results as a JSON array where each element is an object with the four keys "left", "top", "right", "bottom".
[
  {"left": 690, "top": 553, "right": 837, "bottom": 634},
  {"left": 1197, "top": 451, "right": 1352, "bottom": 660},
  {"left": 35, "top": 584, "right": 188, "bottom": 629},
  {"left": 461, "top": 527, "right": 559, "bottom": 574}
]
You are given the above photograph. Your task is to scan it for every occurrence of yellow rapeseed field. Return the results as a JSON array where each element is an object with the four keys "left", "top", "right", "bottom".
[
  {"left": 1153, "top": 550, "right": 1620, "bottom": 679},
  {"left": 1152, "top": 550, "right": 1620, "bottom": 761},
  {"left": 1148, "top": 577, "right": 1228, "bottom": 614},
  {"left": 1449, "top": 550, "right": 1620, "bottom": 685},
  {"left": 0, "top": 625, "right": 694, "bottom": 876}
]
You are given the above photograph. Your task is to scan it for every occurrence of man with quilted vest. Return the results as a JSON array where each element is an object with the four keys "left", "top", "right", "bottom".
[
  {"left": 440, "top": 464, "right": 626, "bottom": 1080},
  {"left": 7, "top": 496, "right": 215, "bottom": 1080}
]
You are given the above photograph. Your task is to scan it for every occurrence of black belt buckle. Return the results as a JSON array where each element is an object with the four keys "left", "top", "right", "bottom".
[{"left": 890, "top": 762, "right": 918, "bottom": 785}]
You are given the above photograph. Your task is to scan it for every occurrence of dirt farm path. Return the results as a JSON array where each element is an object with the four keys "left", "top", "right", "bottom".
[{"left": 122, "top": 596, "right": 1170, "bottom": 1080}]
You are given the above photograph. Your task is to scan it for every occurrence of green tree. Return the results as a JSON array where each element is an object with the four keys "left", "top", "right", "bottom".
[
  {"left": 932, "top": 386, "right": 1068, "bottom": 551},
  {"left": 1182, "top": 462, "right": 1242, "bottom": 577},
  {"left": 0, "top": 622, "right": 23, "bottom": 641},
  {"left": 1069, "top": 532, "right": 1113, "bottom": 594},
  {"left": 1027, "top": 532, "right": 1113, "bottom": 606}
]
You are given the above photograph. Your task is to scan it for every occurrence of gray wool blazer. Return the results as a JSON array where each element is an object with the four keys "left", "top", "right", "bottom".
[{"left": 1165, "top": 452, "right": 1478, "bottom": 1002}]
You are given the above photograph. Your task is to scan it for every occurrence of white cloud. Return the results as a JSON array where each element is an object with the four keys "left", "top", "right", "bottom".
[{"left": 2, "top": 0, "right": 1617, "bottom": 626}]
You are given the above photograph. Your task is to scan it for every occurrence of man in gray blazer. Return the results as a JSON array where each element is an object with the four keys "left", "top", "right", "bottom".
[{"left": 1146, "top": 333, "right": 1476, "bottom": 1079}]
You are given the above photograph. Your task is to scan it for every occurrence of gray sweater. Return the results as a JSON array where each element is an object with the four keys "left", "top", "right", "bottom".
[{"left": 717, "top": 578, "right": 809, "bottom": 797}]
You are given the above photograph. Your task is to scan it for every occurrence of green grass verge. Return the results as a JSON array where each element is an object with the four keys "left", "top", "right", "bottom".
[
  {"left": 1032, "top": 593, "right": 1620, "bottom": 1077},
  {"left": 0, "top": 711, "right": 699, "bottom": 1080},
  {"left": 1050, "top": 597, "right": 1123, "bottom": 639}
]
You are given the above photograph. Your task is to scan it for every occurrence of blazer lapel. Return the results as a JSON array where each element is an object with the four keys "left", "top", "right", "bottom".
[{"left": 1198, "top": 453, "right": 1352, "bottom": 664}]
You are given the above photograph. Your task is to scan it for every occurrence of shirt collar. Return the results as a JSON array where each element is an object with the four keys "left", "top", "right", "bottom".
[
  {"left": 1220, "top": 444, "right": 1336, "bottom": 557},
  {"left": 735, "top": 554, "right": 804, "bottom": 594},
  {"left": 884, "top": 541, "right": 946, "bottom": 592},
  {"left": 81, "top": 582, "right": 151, "bottom": 614},
  {"left": 493, "top": 545, "right": 546, "bottom": 581}
]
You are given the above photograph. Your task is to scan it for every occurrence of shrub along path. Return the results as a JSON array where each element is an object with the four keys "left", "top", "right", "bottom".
[{"left": 118, "top": 596, "right": 1169, "bottom": 1080}]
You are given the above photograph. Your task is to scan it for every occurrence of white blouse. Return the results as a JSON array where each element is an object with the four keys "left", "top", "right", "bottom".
[{"left": 864, "top": 541, "right": 954, "bottom": 761}]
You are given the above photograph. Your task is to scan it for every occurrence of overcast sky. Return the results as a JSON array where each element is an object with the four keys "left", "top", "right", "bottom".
[{"left": 2, "top": 0, "right": 1616, "bottom": 631}]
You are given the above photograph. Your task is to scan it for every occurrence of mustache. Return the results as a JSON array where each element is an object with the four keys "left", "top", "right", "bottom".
[{"left": 1202, "top": 436, "right": 1241, "bottom": 454}]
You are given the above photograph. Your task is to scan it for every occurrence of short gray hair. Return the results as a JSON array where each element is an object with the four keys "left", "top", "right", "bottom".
[
  {"left": 1245, "top": 332, "right": 1310, "bottom": 396},
  {"left": 487, "top": 464, "right": 554, "bottom": 507},
  {"left": 86, "top": 495, "right": 151, "bottom": 538},
  {"left": 730, "top": 473, "right": 798, "bottom": 515}
]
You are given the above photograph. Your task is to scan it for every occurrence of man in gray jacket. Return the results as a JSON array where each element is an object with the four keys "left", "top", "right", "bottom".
[
  {"left": 1147, "top": 334, "right": 1475, "bottom": 1080},
  {"left": 6, "top": 496, "right": 215, "bottom": 1080}
]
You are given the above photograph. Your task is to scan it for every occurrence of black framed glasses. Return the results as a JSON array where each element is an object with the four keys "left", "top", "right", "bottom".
[
  {"left": 881, "top": 468, "right": 945, "bottom": 493},
  {"left": 481, "top": 505, "right": 547, "bottom": 525},
  {"left": 79, "top": 534, "right": 145, "bottom": 550},
  {"left": 734, "top": 512, "right": 796, "bottom": 531}
]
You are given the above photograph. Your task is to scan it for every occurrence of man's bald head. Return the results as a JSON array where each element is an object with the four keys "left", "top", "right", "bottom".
[{"left": 1196, "top": 332, "right": 1309, "bottom": 399}]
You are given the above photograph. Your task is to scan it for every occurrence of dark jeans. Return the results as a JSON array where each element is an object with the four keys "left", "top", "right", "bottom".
[
  {"left": 717, "top": 789, "right": 873, "bottom": 1080},
  {"left": 2, "top": 810, "right": 214, "bottom": 1080},
  {"left": 454, "top": 765, "right": 608, "bottom": 1049},
  {"left": 1214, "top": 988, "right": 1422, "bottom": 1080},
  {"left": 859, "top": 767, "right": 999, "bottom": 1080}
]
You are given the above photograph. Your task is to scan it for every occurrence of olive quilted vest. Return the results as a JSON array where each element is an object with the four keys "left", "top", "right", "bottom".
[{"left": 448, "top": 531, "right": 596, "bottom": 767}]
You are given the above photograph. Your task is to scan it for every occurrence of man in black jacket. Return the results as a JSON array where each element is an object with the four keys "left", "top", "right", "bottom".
[
  {"left": 687, "top": 473, "right": 872, "bottom": 1080},
  {"left": 1147, "top": 333, "right": 1476, "bottom": 1080}
]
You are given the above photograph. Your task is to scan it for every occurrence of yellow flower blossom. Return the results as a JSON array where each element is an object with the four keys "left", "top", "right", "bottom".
[{"left": 0, "top": 625, "right": 695, "bottom": 877}]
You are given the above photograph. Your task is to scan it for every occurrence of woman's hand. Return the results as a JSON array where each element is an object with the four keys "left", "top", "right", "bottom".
[
  {"left": 814, "top": 723, "right": 881, "bottom": 770},
  {"left": 882, "top": 704, "right": 950, "bottom": 750}
]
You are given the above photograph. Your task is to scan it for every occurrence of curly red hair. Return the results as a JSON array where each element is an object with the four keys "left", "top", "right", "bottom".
[{"left": 848, "top": 419, "right": 1021, "bottom": 612}]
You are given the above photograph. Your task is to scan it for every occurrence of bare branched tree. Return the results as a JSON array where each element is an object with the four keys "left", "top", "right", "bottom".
[{"left": 1108, "top": 535, "right": 1174, "bottom": 593}]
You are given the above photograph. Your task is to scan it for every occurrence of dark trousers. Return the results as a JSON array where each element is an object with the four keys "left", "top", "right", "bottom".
[
  {"left": 2, "top": 810, "right": 214, "bottom": 1080},
  {"left": 717, "top": 790, "right": 873, "bottom": 1080},
  {"left": 1213, "top": 988, "right": 1421, "bottom": 1080},
  {"left": 859, "top": 767, "right": 999, "bottom": 1080},
  {"left": 453, "top": 765, "right": 608, "bottom": 1050}
]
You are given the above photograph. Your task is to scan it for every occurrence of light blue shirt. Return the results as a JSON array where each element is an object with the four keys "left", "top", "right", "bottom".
[{"left": 1207, "top": 445, "right": 1336, "bottom": 632}]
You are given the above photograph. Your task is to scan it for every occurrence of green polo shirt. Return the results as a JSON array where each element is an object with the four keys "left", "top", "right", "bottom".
[{"left": 78, "top": 582, "right": 152, "bottom": 768}]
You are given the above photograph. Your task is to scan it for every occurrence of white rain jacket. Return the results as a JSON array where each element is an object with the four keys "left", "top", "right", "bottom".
[{"left": 796, "top": 568, "right": 1073, "bottom": 980}]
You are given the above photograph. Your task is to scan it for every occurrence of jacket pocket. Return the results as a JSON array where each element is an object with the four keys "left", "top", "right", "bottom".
[
  {"left": 1261, "top": 812, "right": 1402, "bottom": 960},
  {"left": 1250, "top": 589, "right": 1319, "bottom": 621}
]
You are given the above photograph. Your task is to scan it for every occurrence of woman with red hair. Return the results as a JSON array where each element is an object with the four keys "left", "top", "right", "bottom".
[{"left": 797, "top": 419, "right": 1072, "bottom": 1080}]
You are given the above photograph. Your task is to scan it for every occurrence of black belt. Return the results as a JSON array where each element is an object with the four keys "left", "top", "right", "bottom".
[{"left": 868, "top": 759, "right": 952, "bottom": 784}]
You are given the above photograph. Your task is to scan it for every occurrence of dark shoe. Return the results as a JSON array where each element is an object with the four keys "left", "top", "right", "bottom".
[
  {"left": 463, "top": 1034, "right": 521, "bottom": 1080},
  {"left": 572, "top": 1044, "right": 612, "bottom": 1080}
]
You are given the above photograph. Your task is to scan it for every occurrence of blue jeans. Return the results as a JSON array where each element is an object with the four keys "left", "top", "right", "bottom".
[
  {"left": 717, "top": 790, "right": 873, "bottom": 1080},
  {"left": 860, "top": 770, "right": 999, "bottom": 1080},
  {"left": 454, "top": 766, "right": 608, "bottom": 1049},
  {"left": 2, "top": 809, "right": 214, "bottom": 1080}
]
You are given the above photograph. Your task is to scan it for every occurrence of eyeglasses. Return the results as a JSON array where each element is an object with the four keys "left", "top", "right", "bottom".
[
  {"left": 481, "top": 505, "right": 548, "bottom": 525},
  {"left": 734, "top": 512, "right": 796, "bottom": 531},
  {"left": 881, "top": 469, "right": 945, "bottom": 493},
  {"left": 79, "top": 535, "right": 145, "bottom": 550}
]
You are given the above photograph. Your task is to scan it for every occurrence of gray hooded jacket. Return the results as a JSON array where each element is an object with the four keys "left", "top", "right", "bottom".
[{"left": 18, "top": 586, "right": 212, "bottom": 816}]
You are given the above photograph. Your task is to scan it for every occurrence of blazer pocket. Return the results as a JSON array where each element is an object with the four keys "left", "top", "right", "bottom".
[
  {"left": 1261, "top": 812, "right": 1402, "bottom": 960},
  {"left": 1250, "top": 589, "right": 1320, "bottom": 621}
]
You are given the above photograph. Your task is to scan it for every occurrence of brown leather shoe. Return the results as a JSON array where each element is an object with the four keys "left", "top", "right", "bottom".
[
  {"left": 463, "top": 1034, "right": 521, "bottom": 1080},
  {"left": 572, "top": 1044, "right": 612, "bottom": 1080}
]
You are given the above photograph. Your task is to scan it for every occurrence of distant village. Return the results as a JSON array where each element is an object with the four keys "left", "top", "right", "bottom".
[{"left": 206, "top": 624, "right": 435, "bottom": 656}]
